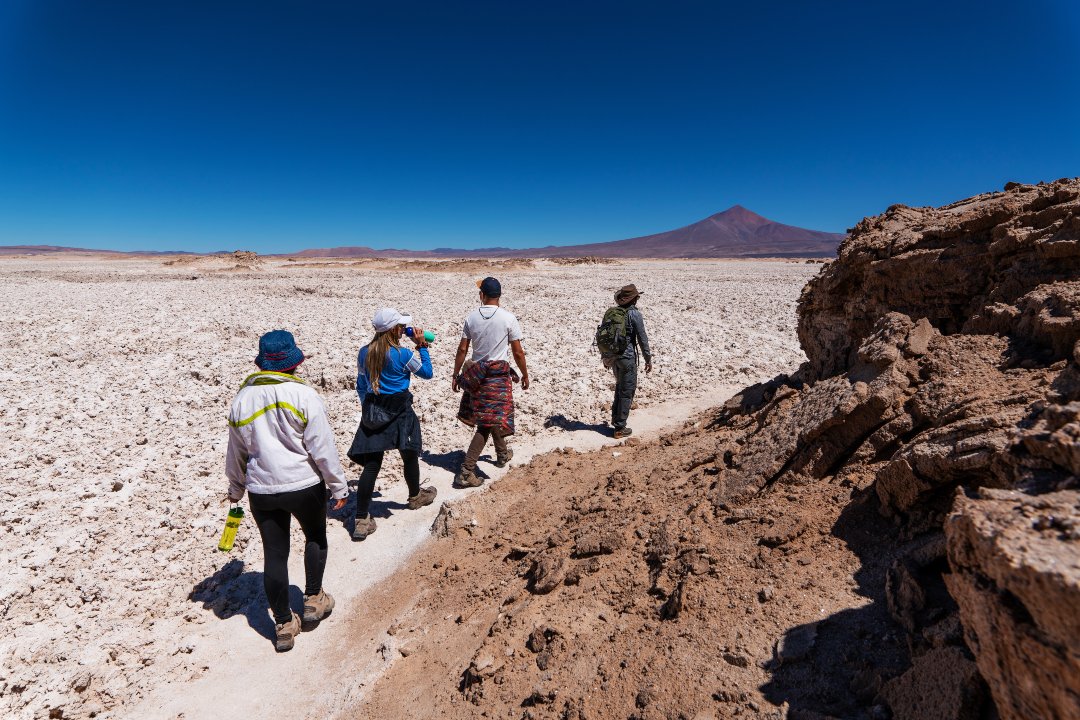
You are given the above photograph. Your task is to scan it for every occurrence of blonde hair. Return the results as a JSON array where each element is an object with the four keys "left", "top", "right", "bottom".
[{"left": 364, "top": 328, "right": 401, "bottom": 395}]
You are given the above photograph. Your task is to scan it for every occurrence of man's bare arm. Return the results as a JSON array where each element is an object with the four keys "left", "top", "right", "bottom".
[
  {"left": 452, "top": 338, "right": 470, "bottom": 391},
  {"left": 510, "top": 339, "right": 529, "bottom": 390}
]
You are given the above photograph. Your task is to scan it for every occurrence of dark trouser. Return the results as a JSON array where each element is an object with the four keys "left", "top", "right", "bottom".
[
  {"left": 354, "top": 449, "right": 420, "bottom": 518},
  {"left": 611, "top": 356, "right": 638, "bottom": 430},
  {"left": 461, "top": 428, "right": 509, "bottom": 474},
  {"left": 249, "top": 482, "right": 328, "bottom": 625}
]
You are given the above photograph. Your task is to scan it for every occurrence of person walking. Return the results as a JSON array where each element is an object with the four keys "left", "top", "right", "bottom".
[
  {"left": 225, "top": 330, "right": 349, "bottom": 652},
  {"left": 347, "top": 308, "right": 437, "bottom": 541},
  {"left": 451, "top": 276, "right": 529, "bottom": 488},
  {"left": 609, "top": 284, "right": 652, "bottom": 438}
]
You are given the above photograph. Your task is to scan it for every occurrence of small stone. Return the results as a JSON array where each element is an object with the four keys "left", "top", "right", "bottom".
[
  {"left": 775, "top": 623, "right": 817, "bottom": 664},
  {"left": 722, "top": 652, "right": 750, "bottom": 668},
  {"left": 111, "top": 481, "right": 124, "bottom": 492}
]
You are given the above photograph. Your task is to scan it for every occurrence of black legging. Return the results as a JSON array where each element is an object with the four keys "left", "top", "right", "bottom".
[
  {"left": 249, "top": 482, "right": 328, "bottom": 625},
  {"left": 354, "top": 449, "right": 420, "bottom": 518}
]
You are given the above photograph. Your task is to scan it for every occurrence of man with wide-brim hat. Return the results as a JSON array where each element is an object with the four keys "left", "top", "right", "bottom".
[{"left": 609, "top": 284, "right": 652, "bottom": 438}]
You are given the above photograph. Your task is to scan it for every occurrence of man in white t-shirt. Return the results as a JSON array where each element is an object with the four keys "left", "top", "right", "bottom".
[{"left": 451, "top": 276, "right": 529, "bottom": 487}]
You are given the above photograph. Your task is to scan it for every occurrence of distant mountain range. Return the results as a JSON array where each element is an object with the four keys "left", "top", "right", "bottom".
[
  {"left": 293, "top": 206, "right": 843, "bottom": 259},
  {"left": 0, "top": 206, "right": 844, "bottom": 259},
  {"left": 0, "top": 245, "right": 205, "bottom": 256}
]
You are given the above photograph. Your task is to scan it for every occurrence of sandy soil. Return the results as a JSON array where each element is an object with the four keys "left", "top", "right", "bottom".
[{"left": 0, "top": 256, "right": 817, "bottom": 719}]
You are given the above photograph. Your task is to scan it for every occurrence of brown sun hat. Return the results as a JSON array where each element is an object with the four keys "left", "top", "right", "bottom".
[{"left": 614, "top": 284, "right": 642, "bottom": 305}]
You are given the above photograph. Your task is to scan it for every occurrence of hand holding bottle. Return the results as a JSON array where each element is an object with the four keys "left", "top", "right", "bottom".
[{"left": 405, "top": 327, "right": 435, "bottom": 344}]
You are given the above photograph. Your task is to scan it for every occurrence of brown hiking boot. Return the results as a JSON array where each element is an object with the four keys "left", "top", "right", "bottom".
[
  {"left": 453, "top": 469, "right": 484, "bottom": 488},
  {"left": 494, "top": 448, "right": 514, "bottom": 468},
  {"left": 406, "top": 486, "right": 438, "bottom": 509},
  {"left": 302, "top": 589, "right": 334, "bottom": 628},
  {"left": 613, "top": 427, "right": 633, "bottom": 439},
  {"left": 275, "top": 612, "right": 301, "bottom": 652},
  {"left": 352, "top": 514, "right": 376, "bottom": 541}
]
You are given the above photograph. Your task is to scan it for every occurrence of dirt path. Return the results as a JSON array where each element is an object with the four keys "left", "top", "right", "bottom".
[{"left": 130, "top": 388, "right": 740, "bottom": 719}]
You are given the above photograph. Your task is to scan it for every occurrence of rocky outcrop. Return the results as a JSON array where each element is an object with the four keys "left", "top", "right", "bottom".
[
  {"left": 945, "top": 489, "right": 1080, "bottom": 720},
  {"left": 712, "top": 179, "right": 1080, "bottom": 718},
  {"left": 798, "top": 179, "right": 1080, "bottom": 380},
  {"left": 342, "top": 180, "right": 1079, "bottom": 720}
]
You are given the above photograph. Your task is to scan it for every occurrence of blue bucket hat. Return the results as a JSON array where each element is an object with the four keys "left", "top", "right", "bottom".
[{"left": 255, "top": 329, "right": 305, "bottom": 372}]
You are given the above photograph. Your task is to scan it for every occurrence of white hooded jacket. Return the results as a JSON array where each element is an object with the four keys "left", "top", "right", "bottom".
[{"left": 225, "top": 371, "right": 349, "bottom": 501}]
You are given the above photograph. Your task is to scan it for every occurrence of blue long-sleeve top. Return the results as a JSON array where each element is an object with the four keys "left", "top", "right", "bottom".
[{"left": 356, "top": 345, "right": 432, "bottom": 402}]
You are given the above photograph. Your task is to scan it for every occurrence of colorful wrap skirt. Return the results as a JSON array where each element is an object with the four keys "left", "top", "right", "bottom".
[{"left": 456, "top": 360, "right": 515, "bottom": 436}]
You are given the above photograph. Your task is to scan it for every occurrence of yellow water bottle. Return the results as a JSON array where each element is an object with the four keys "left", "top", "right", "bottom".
[{"left": 218, "top": 506, "right": 244, "bottom": 552}]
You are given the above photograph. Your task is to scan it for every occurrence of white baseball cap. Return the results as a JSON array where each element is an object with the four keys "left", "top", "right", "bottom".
[{"left": 372, "top": 308, "right": 413, "bottom": 333}]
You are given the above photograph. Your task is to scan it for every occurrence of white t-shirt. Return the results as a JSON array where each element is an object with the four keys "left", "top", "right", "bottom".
[{"left": 462, "top": 305, "right": 523, "bottom": 362}]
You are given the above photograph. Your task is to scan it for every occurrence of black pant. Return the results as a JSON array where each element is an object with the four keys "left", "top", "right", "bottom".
[
  {"left": 354, "top": 449, "right": 420, "bottom": 518},
  {"left": 611, "top": 356, "right": 638, "bottom": 430},
  {"left": 249, "top": 482, "right": 328, "bottom": 625}
]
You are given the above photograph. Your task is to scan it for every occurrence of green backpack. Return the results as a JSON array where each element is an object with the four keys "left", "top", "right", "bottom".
[{"left": 595, "top": 306, "right": 630, "bottom": 358}]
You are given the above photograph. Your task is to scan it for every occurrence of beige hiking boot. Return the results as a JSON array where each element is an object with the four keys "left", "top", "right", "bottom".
[
  {"left": 275, "top": 612, "right": 301, "bottom": 652},
  {"left": 494, "top": 448, "right": 514, "bottom": 468},
  {"left": 302, "top": 589, "right": 334, "bottom": 628},
  {"left": 453, "top": 469, "right": 484, "bottom": 488},
  {"left": 406, "top": 485, "right": 438, "bottom": 509},
  {"left": 352, "top": 514, "right": 376, "bottom": 541}
]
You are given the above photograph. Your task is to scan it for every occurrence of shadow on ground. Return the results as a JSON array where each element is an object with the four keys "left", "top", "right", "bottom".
[
  {"left": 190, "top": 558, "right": 303, "bottom": 645},
  {"left": 543, "top": 414, "right": 608, "bottom": 434},
  {"left": 760, "top": 487, "right": 908, "bottom": 719},
  {"left": 421, "top": 448, "right": 465, "bottom": 472}
]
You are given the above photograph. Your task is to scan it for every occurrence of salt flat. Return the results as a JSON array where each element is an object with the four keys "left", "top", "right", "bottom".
[{"left": 0, "top": 255, "right": 819, "bottom": 718}]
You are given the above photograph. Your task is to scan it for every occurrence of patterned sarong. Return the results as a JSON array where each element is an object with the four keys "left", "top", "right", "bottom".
[{"left": 456, "top": 360, "right": 515, "bottom": 436}]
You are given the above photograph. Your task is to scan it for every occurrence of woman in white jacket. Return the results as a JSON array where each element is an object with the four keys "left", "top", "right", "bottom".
[{"left": 225, "top": 329, "right": 349, "bottom": 652}]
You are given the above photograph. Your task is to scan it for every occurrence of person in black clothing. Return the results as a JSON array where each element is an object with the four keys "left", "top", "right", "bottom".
[{"left": 611, "top": 284, "right": 652, "bottom": 438}]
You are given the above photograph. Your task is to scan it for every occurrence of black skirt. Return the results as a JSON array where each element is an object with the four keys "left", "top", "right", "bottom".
[{"left": 347, "top": 391, "right": 423, "bottom": 460}]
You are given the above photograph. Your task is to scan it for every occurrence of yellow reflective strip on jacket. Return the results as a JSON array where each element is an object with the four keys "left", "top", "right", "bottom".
[
  {"left": 238, "top": 371, "right": 306, "bottom": 390},
  {"left": 228, "top": 401, "right": 308, "bottom": 428}
]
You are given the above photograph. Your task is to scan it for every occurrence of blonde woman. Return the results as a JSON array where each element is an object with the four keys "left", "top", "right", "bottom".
[{"left": 346, "top": 308, "right": 437, "bottom": 540}]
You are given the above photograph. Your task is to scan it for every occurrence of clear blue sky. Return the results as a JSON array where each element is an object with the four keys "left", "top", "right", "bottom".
[{"left": 1, "top": 1, "right": 1077, "bottom": 253}]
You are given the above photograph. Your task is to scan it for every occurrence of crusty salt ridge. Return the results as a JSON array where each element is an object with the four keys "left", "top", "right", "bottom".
[{"left": 0, "top": 256, "right": 816, "bottom": 719}]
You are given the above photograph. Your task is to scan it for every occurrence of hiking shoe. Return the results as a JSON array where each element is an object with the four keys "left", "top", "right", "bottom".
[
  {"left": 493, "top": 448, "right": 514, "bottom": 468},
  {"left": 352, "top": 514, "right": 376, "bottom": 541},
  {"left": 613, "top": 427, "right": 633, "bottom": 439},
  {"left": 453, "top": 470, "right": 484, "bottom": 488},
  {"left": 275, "top": 612, "right": 301, "bottom": 652},
  {"left": 406, "top": 486, "right": 438, "bottom": 509},
  {"left": 302, "top": 589, "right": 334, "bottom": 629}
]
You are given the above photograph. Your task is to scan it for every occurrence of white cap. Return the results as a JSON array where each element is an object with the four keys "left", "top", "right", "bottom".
[{"left": 372, "top": 308, "right": 413, "bottom": 333}]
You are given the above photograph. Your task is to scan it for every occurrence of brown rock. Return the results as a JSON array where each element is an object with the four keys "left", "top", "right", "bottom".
[
  {"left": 798, "top": 179, "right": 1080, "bottom": 380},
  {"left": 528, "top": 555, "right": 566, "bottom": 595},
  {"left": 759, "top": 515, "right": 808, "bottom": 548},
  {"left": 945, "top": 489, "right": 1080, "bottom": 720},
  {"left": 571, "top": 529, "right": 623, "bottom": 557},
  {"left": 775, "top": 622, "right": 817, "bottom": 664},
  {"left": 879, "top": 646, "right": 988, "bottom": 720}
]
